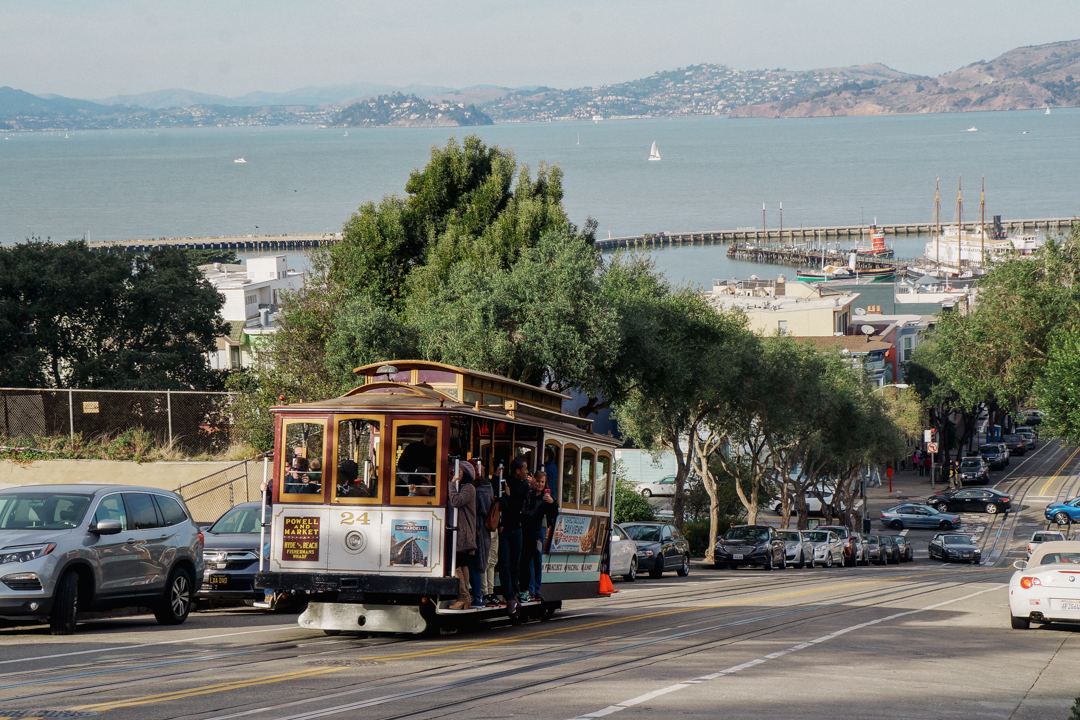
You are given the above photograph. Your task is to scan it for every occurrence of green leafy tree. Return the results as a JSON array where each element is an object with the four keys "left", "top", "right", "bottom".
[
  {"left": 0, "top": 240, "right": 226, "bottom": 390},
  {"left": 1035, "top": 326, "right": 1080, "bottom": 444},
  {"left": 613, "top": 476, "right": 656, "bottom": 524}
]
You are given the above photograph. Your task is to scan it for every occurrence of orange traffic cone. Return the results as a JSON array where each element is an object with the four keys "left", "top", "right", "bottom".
[{"left": 598, "top": 573, "right": 616, "bottom": 596}]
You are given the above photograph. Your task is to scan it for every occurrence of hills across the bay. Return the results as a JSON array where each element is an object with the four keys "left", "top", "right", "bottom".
[{"left": 3, "top": 39, "right": 1079, "bottom": 131}]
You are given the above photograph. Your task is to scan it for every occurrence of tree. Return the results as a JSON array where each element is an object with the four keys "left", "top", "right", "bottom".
[
  {"left": 613, "top": 476, "right": 656, "bottom": 524},
  {"left": 613, "top": 284, "right": 752, "bottom": 530},
  {"left": 0, "top": 240, "right": 227, "bottom": 390},
  {"left": 1035, "top": 327, "right": 1080, "bottom": 444}
]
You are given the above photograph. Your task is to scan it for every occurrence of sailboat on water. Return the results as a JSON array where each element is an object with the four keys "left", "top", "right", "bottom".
[
  {"left": 1045, "top": 105, "right": 1051, "bottom": 115},
  {"left": 648, "top": 141, "right": 661, "bottom": 161}
]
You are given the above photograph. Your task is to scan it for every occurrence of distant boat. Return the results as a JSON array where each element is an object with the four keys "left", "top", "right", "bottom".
[
  {"left": 576, "top": 133, "right": 580, "bottom": 146},
  {"left": 343, "top": 130, "right": 348, "bottom": 137},
  {"left": 648, "top": 141, "right": 661, "bottom": 161},
  {"left": 64, "top": 133, "right": 69, "bottom": 138},
  {"left": 966, "top": 126, "right": 977, "bottom": 132},
  {"left": 1022, "top": 131, "right": 1028, "bottom": 134},
  {"left": 234, "top": 158, "right": 247, "bottom": 163},
  {"left": 1045, "top": 105, "right": 1051, "bottom": 115}
]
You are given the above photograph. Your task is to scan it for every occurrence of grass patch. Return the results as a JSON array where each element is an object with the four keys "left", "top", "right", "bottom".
[{"left": 0, "top": 430, "right": 256, "bottom": 463}]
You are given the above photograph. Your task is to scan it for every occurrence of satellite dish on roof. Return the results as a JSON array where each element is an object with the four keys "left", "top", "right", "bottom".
[
  {"left": 860, "top": 325, "right": 875, "bottom": 336},
  {"left": 854, "top": 307, "right": 867, "bottom": 316}
]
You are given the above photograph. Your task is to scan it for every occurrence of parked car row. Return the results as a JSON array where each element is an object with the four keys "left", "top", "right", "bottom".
[{"left": 712, "top": 525, "right": 916, "bottom": 570}]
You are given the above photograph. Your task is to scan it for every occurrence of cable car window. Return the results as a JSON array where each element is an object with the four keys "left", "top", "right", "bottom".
[
  {"left": 281, "top": 421, "right": 325, "bottom": 498},
  {"left": 595, "top": 453, "right": 611, "bottom": 510},
  {"left": 562, "top": 446, "right": 578, "bottom": 506},
  {"left": 333, "top": 417, "right": 381, "bottom": 503},
  {"left": 580, "top": 450, "right": 594, "bottom": 511},
  {"left": 544, "top": 442, "right": 561, "bottom": 500},
  {"left": 394, "top": 423, "right": 440, "bottom": 500}
]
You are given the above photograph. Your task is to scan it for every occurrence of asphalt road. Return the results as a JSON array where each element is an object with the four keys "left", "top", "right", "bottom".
[{"left": 0, "top": 441, "right": 1077, "bottom": 720}]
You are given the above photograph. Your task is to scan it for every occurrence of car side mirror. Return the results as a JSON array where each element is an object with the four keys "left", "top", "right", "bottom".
[
  {"left": 611, "top": 534, "right": 620, "bottom": 543},
  {"left": 1013, "top": 560, "right": 1027, "bottom": 570},
  {"left": 91, "top": 519, "right": 122, "bottom": 535}
]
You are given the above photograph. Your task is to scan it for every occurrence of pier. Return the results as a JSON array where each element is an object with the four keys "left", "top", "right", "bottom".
[
  {"left": 724, "top": 244, "right": 901, "bottom": 271},
  {"left": 593, "top": 217, "right": 1076, "bottom": 251},
  {"left": 86, "top": 232, "right": 341, "bottom": 254}
]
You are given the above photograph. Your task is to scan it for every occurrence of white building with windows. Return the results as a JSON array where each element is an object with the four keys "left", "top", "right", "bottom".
[{"left": 199, "top": 256, "right": 306, "bottom": 370}]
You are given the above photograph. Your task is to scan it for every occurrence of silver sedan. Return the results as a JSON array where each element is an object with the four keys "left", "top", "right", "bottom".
[
  {"left": 777, "top": 529, "right": 813, "bottom": 568},
  {"left": 803, "top": 530, "right": 845, "bottom": 568},
  {"left": 609, "top": 523, "right": 640, "bottom": 581}
]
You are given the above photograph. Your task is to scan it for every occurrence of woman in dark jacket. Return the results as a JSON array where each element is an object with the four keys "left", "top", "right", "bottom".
[
  {"left": 448, "top": 460, "right": 478, "bottom": 609},
  {"left": 473, "top": 462, "right": 493, "bottom": 609}
]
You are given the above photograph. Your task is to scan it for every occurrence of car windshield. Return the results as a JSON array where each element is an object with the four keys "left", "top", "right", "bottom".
[
  {"left": 942, "top": 535, "right": 974, "bottom": 546},
  {"left": 804, "top": 531, "right": 828, "bottom": 542},
  {"left": 1032, "top": 533, "right": 1064, "bottom": 543},
  {"left": 978, "top": 445, "right": 998, "bottom": 454},
  {"left": 959, "top": 460, "right": 982, "bottom": 469},
  {"left": 624, "top": 525, "right": 661, "bottom": 542},
  {"left": 1003, "top": 435, "right": 1021, "bottom": 442},
  {"left": 0, "top": 493, "right": 92, "bottom": 530},
  {"left": 209, "top": 505, "right": 262, "bottom": 534},
  {"left": 1038, "top": 553, "right": 1080, "bottom": 565},
  {"left": 777, "top": 531, "right": 800, "bottom": 542},
  {"left": 724, "top": 527, "right": 770, "bottom": 542}
]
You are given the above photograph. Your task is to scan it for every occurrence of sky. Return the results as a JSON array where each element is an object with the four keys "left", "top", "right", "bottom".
[{"left": 3, "top": 0, "right": 1080, "bottom": 99}]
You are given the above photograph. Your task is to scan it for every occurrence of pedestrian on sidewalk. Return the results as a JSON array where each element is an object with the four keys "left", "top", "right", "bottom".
[{"left": 923, "top": 454, "right": 932, "bottom": 479}]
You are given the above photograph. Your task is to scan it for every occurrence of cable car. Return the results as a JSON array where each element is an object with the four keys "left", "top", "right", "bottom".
[{"left": 255, "top": 361, "right": 619, "bottom": 634}]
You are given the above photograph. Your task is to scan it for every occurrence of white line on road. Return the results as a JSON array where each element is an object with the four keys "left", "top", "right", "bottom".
[
  {"left": 566, "top": 584, "right": 1004, "bottom": 719},
  {"left": 0, "top": 624, "right": 301, "bottom": 666}
]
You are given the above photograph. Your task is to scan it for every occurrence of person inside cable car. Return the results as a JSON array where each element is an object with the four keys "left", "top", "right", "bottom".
[
  {"left": 396, "top": 426, "right": 438, "bottom": 496},
  {"left": 284, "top": 457, "right": 313, "bottom": 493},
  {"left": 336, "top": 459, "right": 368, "bottom": 497}
]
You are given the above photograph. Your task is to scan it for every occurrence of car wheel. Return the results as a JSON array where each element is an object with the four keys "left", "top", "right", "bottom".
[
  {"left": 1055, "top": 512, "right": 1071, "bottom": 525},
  {"left": 986, "top": 503, "right": 998, "bottom": 515},
  {"left": 49, "top": 570, "right": 80, "bottom": 636},
  {"left": 641, "top": 489, "right": 652, "bottom": 497},
  {"left": 890, "top": 520, "right": 903, "bottom": 530},
  {"left": 778, "top": 553, "right": 787, "bottom": 570},
  {"left": 649, "top": 556, "right": 665, "bottom": 578},
  {"left": 625, "top": 556, "right": 638, "bottom": 582},
  {"left": 795, "top": 553, "right": 805, "bottom": 569},
  {"left": 677, "top": 555, "right": 690, "bottom": 577},
  {"left": 824, "top": 554, "right": 833, "bottom": 568},
  {"left": 154, "top": 566, "right": 194, "bottom": 626},
  {"left": 939, "top": 520, "right": 953, "bottom": 530},
  {"left": 1011, "top": 614, "right": 1030, "bottom": 630},
  {"left": 931, "top": 503, "right": 947, "bottom": 513}
]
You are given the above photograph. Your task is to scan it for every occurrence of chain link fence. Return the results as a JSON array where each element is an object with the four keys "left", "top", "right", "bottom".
[
  {"left": 0, "top": 388, "right": 236, "bottom": 455},
  {"left": 176, "top": 457, "right": 269, "bottom": 524}
]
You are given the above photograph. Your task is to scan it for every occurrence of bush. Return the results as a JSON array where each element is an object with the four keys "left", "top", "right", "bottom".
[
  {"left": 682, "top": 518, "right": 735, "bottom": 557},
  {"left": 614, "top": 477, "right": 656, "bottom": 524}
]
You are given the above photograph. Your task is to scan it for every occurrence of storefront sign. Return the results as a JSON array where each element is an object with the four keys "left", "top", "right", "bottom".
[{"left": 281, "top": 516, "right": 320, "bottom": 562}]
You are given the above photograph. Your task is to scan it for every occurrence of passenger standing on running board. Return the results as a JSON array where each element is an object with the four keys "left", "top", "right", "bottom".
[
  {"left": 498, "top": 458, "right": 529, "bottom": 614},
  {"left": 520, "top": 469, "right": 557, "bottom": 603}
]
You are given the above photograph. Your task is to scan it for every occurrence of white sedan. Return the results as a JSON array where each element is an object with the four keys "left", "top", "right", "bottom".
[
  {"left": 638, "top": 477, "right": 676, "bottom": 497},
  {"left": 1009, "top": 541, "right": 1080, "bottom": 629},
  {"left": 609, "top": 523, "right": 640, "bottom": 581}
]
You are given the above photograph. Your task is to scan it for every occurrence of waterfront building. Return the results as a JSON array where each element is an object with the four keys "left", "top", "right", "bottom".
[
  {"left": 199, "top": 256, "right": 306, "bottom": 370},
  {"left": 704, "top": 276, "right": 857, "bottom": 338}
]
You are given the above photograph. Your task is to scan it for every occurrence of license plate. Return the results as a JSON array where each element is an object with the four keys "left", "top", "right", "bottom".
[
  {"left": 732, "top": 553, "right": 744, "bottom": 560},
  {"left": 208, "top": 574, "right": 230, "bottom": 586},
  {"left": 1056, "top": 599, "right": 1080, "bottom": 611}
]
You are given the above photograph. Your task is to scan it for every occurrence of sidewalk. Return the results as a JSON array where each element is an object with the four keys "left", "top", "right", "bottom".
[{"left": 864, "top": 466, "right": 943, "bottom": 504}]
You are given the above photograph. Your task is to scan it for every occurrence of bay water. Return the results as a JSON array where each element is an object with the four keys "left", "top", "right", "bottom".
[{"left": 2, "top": 109, "right": 1077, "bottom": 297}]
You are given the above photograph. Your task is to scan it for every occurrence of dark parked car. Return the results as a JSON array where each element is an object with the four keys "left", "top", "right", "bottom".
[
  {"left": 955, "top": 458, "right": 990, "bottom": 485},
  {"left": 877, "top": 535, "right": 902, "bottom": 564},
  {"left": 816, "top": 525, "right": 858, "bottom": 567},
  {"left": 928, "top": 487, "right": 1012, "bottom": 515},
  {"left": 622, "top": 522, "right": 691, "bottom": 578},
  {"left": 863, "top": 535, "right": 886, "bottom": 565},
  {"left": 881, "top": 504, "right": 962, "bottom": 531},
  {"left": 889, "top": 535, "right": 914, "bottom": 562},
  {"left": 1001, "top": 434, "right": 1028, "bottom": 456},
  {"left": 928, "top": 533, "right": 982, "bottom": 563},
  {"left": 199, "top": 501, "right": 266, "bottom": 602},
  {"left": 978, "top": 444, "right": 1007, "bottom": 470},
  {"left": 713, "top": 525, "right": 786, "bottom": 570}
]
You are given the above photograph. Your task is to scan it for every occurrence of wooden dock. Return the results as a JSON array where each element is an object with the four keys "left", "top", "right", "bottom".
[
  {"left": 593, "top": 217, "right": 1075, "bottom": 251},
  {"left": 725, "top": 244, "right": 900, "bottom": 271},
  {"left": 86, "top": 232, "right": 341, "bottom": 253}
]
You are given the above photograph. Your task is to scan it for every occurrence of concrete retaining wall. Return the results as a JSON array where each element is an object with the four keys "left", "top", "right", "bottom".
[{"left": 0, "top": 460, "right": 241, "bottom": 491}]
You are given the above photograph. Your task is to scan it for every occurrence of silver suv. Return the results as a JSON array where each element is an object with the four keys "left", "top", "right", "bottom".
[{"left": 0, "top": 485, "right": 204, "bottom": 634}]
